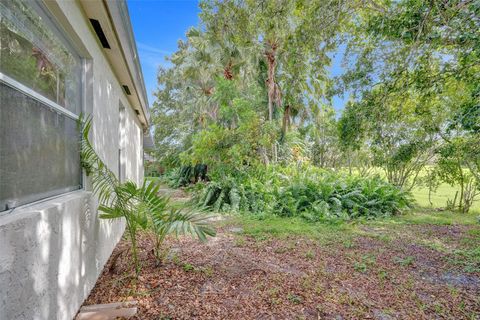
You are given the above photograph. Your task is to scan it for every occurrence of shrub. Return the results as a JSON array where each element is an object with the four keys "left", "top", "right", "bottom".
[
  {"left": 81, "top": 117, "right": 215, "bottom": 275},
  {"left": 192, "top": 165, "right": 413, "bottom": 220}
]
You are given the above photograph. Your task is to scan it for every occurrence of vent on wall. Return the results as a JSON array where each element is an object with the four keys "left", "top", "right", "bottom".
[
  {"left": 122, "top": 85, "right": 131, "bottom": 95},
  {"left": 89, "top": 19, "right": 111, "bottom": 49}
]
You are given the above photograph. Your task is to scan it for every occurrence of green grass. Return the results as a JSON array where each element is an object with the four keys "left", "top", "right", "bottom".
[
  {"left": 340, "top": 166, "right": 480, "bottom": 214},
  {"left": 224, "top": 210, "right": 480, "bottom": 272},
  {"left": 384, "top": 210, "right": 479, "bottom": 225},
  {"left": 228, "top": 210, "right": 479, "bottom": 242},
  {"left": 413, "top": 183, "right": 480, "bottom": 213},
  {"left": 233, "top": 215, "right": 352, "bottom": 242}
]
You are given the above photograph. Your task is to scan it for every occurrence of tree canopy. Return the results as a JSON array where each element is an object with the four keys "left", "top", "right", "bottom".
[{"left": 151, "top": 0, "right": 479, "bottom": 212}]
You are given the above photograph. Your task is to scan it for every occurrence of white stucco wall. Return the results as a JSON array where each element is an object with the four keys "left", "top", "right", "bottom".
[{"left": 0, "top": 1, "right": 145, "bottom": 319}]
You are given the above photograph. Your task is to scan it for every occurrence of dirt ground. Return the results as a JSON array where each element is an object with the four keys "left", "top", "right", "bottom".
[{"left": 84, "top": 219, "right": 480, "bottom": 320}]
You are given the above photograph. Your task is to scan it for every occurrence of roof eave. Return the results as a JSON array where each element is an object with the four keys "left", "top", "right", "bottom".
[
  {"left": 79, "top": 0, "right": 150, "bottom": 129},
  {"left": 104, "top": 0, "right": 150, "bottom": 126}
]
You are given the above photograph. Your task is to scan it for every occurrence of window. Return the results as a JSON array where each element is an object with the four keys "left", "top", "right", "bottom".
[{"left": 0, "top": 0, "right": 83, "bottom": 211}]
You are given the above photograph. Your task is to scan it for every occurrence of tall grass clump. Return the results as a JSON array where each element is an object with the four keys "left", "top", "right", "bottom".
[{"left": 192, "top": 165, "right": 413, "bottom": 221}]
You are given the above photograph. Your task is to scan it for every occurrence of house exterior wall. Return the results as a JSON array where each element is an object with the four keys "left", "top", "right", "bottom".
[{"left": 0, "top": 1, "right": 145, "bottom": 319}]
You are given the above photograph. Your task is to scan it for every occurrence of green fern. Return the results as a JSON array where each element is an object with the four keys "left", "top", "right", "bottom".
[{"left": 191, "top": 164, "right": 412, "bottom": 220}]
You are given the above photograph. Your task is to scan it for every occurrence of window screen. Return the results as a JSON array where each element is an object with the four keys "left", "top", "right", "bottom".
[
  {"left": 0, "top": 83, "right": 82, "bottom": 210},
  {"left": 0, "top": 0, "right": 82, "bottom": 211}
]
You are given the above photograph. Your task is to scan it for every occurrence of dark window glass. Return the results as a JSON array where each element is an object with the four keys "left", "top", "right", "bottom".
[
  {"left": 0, "top": 83, "right": 81, "bottom": 211},
  {"left": 0, "top": 0, "right": 82, "bottom": 114}
]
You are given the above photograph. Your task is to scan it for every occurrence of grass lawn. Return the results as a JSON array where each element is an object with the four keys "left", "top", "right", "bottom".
[
  {"left": 84, "top": 206, "right": 480, "bottom": 319},
  {"left": 413, "top": 183, "right": 480, "bottom": 213},
  {"left": 333, "top": 166, "right": 480, "bottom": 214}
]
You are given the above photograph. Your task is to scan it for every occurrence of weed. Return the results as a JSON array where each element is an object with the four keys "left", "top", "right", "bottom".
[
  {"left": 390, "top": 211, "right": 479, "bottom": 225},
  {"left": 422, "top": 240, "right": 449, "bottom": 253},
  {"left": 354, "top": 261, "right": 368, "bottom": 273},
  {"left": 267, "top": 287, "right": 279, "bottom": 296},
  {"left": 199, "top": 266, "right": 214, "bottom": 277},
  {"left": 377, "top": 270, "right": 389, "bottom": 281},
  {"left": 354, "top": 254, "right": 376, "bottom": 273},
  {"left": 377, "top": 234, "right": 392, "bottom": 243},
  {"left": 394, "top": 256, "right": 415, "bottom": 267},
  {"left": 301, "top": 276, "right": 313, "bottom": 290},
  {"left": 234, "top": 236, "right": 246, "bottom": 247},
  {"left": 433, "top": 303, "right": 444, "bottom": 314},
  {"left": 403, "top": 276, "right": 416, "bottom": 290},
  {"left": 305, "top": 250, "right": 315, "bottom": 260},
  {"left": 235, "top": 215, "right": 349, "bottom": 241},
  {"left": 448, "top": 247, "right": 480, "bottom": 272},
  {"left": 467, "top": 229, "right": 480, "bottom": 237},
  {"left": 287, "top": 293, "right": 303, "bottom": 304},
  {"left": 252, "top": 234, "right": 269, "bottom": 242},
  {"left": 274, "top": 246, "right": 290, "bottom": 254},
  {"left": 170, "top": 253, "right": 181, "bottom": 265},
  {"left": 343, "top": 239, "right": 354, "bottom": 249},
  {"left": 448, "top": 286, "right": 459, "bottom": 298},
  {"left": 182, "top": 263, "right": 194, "bottom": 272},
  {"left": 267, "top": 287, "right": 281, "bottom": 305}
]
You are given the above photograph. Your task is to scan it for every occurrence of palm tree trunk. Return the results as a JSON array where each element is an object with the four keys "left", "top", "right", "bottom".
[
  {"left": 265, "top": 41, "right": 279, "bottom": 162},
  {"left": 282, "top": 104, "right": 291, "bottom": 135},
  {"left": 265, "top": 42, "right": 277, "bottom": 122}
]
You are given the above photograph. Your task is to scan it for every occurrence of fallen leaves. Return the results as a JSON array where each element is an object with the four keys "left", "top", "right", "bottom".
[{"left": 84, "top": 224, "right": 480, "bottom": 319}]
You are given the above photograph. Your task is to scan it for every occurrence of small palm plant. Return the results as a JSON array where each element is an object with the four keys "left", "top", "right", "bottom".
[{"left": 80, "top": 117, "right": 215, "bottom": 275}]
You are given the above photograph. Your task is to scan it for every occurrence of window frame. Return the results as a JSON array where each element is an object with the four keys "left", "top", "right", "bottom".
[
  {"left": 0, "top": 73, "right": 80, "bottom": 121},
  {"left": 0, "top": 1, "right": 87, "bottom": 214}
]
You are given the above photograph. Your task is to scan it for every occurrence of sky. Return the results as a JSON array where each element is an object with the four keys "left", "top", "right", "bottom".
[
  {"left": 127, "top": 0, "right": 201, "bottom": 107},
  {"left": 127, "top": 0, "right": 347, "bottom": 111}
]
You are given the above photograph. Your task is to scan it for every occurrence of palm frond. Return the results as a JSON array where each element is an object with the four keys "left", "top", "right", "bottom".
[
  {"left": 153, "top": 207, "right": 216, "bottom": 242},
  {"left": 80, "top": 116, "right": 119, "bottom": 205}
]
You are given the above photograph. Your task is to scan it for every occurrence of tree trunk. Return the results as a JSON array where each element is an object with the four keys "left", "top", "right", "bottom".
[
  {"left": 282, "top": 104, "right": 291, "bottom": 135},
  {"left": 265, "top": 41, "right": 278, "bottom": 122},
  {"left": 458, "top": 159, "right": 464, "bottom": 212},
  {"left": 265, "top": 41, "right": 280, "bottom": 162},
  {"left": 224, "top": 61, "right": 234, "bottom": 80}
]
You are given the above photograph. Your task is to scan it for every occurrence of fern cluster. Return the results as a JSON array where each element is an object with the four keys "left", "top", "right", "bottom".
[{"left": 192, "top": 165, "right": 413, "bottom": 221}]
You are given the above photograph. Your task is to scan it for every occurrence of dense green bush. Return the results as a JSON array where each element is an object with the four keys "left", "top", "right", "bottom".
[
  {"left": 161, "top": 165, "right": 209, "bottom": 188},
  {"left": 192, "top": 165, "right": 413, "bottom": 220}
]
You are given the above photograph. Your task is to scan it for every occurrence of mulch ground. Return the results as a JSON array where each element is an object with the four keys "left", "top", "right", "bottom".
[{"left": 84, "top": 222, "right": 480, "bottom": 319}]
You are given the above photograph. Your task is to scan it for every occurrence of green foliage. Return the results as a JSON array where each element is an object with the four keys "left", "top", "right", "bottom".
[
  {"left": 0, "top": 9, "right": 77, "bottom": 107},
  {"left": 338, "top": 0, "right": 480, "bottom": 208},
  {"left": 152, "top": 0, "right": 352, "bottom": 168},
  {"left": 80, "top": 117, "right": 215, "bottom": 274},
  {"left": 193, "top": 165, "right": 412, "bottom": 220},
  {"left": 338, "top": 87, "right": 440, "bottom": 190},
  {"left": 433, "top": 140, "right": 480, "bottom": 213},
  {"left": 287, "top": 293, "right": 303, "bottom": 304},
  {"left": 394, "top": 256, "right": 415, "bottom": 267},
  {"left": 182, "top": 263, "right": 195, "bottom": 272},
  {"left": 150, "top": 0, "right": 479, "bottom": 217},
  {"left": 354, "top": 254, "right": 376, "bottom": 273},
  {"left": 385, "top": 210, "right": 480, "bottom": 226}
]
